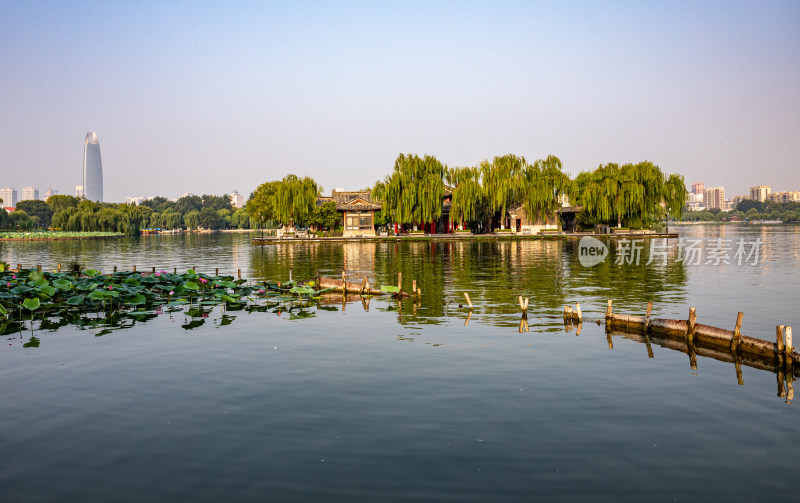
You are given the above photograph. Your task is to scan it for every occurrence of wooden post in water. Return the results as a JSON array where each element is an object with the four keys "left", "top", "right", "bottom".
[
  {"left": 215, "top": 268, "right": 219, "bottom": 276},
  {"left": 645, "top": 302, "right": 652, "bottom": 328},
  {"left": 777, "top": 368, "right": 786, "bottom": 398},
  {"left": 153, "top": 267, "right": 157, "bottom": 274},
  {"left": 360, "top": 277, "right": 367, "bottom": 295},
  {"left": 776, "top": 325, "right": 785, "bottom": 359},
  {"left": 412, "top": 280, "right": 416, "bottom": 295},
  {"left": 574, "top": 303, "right": 582, "bottom": 322},
  {"left": 238, "top": 269, "right": 241, "bottom": 280},
  {"left": 397, "top": 272, "right": 402, "bottom": 291},
  {"left": 463, "top": 292, "right": 472, "bottom": 309},
  {"left": 57, "top": 263, "right": 61, "bottom": 272},
  {"left": 17, "top": 264, "right": 21, "bottom": 271},
  {"left": 342, "top": 271, "right": 346, "bottom": 295},
  {"left": 524, "top": 298, "right": 529, "bottom": 311},
  {"left": 606, "top": 300, "right": 612, "bottom": 318},
  {"left": 290, "top": 269, "right": 293, "bottom": 282},
  {"left": 687, "top": 307, "right": 697, "bottom": 341},
  {"left": 518, "top": 296, "right": 525, "bottom": 311},
  {"left": 133, "top": 265, "right": 137, "bottom": 272},
  {"left": 37, "top": 265, "right": 41, "bottom": 272},
  {"left": 786, "top": 326, "right": 793, "bottom": 360},
  {"left": 174, "top": 267, "right": 177, "bottom": 274},
  {"left": 114, "top": 266, "right": 117, "bottom": 273},
  {"left": 731, "top": 312, "right": 744, "bottom": 350}
]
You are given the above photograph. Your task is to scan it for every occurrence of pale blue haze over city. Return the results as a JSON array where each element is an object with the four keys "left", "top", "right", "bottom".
[{"left": 0, "top": 0, "right": 798, "bottom": 202}]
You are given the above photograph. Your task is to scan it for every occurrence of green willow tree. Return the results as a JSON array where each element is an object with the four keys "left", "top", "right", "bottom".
[
  {"left": 273, "top": 174, "right": 321, "bottom": 228},
  {"left": 246, "top": 175, "right": 321, "bottom": 229},
  {"left": 372, "top": 154, "right": 445, "bottom": 230},
  {"left": 445, "top": 166, "right": 484, "bottom": 229},
  {"left": 481, "top": 154, "right": 526, "bottom": 229},
  {"left": 579, "top": 161, "right": 687, "bottom": 228},
  {"left": 521, "top": 155, "right": 575, "bottom": 226}
]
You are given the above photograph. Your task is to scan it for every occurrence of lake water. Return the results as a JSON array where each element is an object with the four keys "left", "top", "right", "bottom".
[{"left": 1, "top": 225, "right": 798, "bottom": 502}]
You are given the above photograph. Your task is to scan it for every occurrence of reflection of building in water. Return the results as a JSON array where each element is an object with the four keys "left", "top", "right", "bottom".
[{"left": 343, "top": 242, "right": 376, "bottom": 274}]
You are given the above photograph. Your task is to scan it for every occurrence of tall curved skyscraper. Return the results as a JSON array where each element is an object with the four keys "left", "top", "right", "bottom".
[{"left": 83, "top": 131, "right": 103, "bottom": 202}]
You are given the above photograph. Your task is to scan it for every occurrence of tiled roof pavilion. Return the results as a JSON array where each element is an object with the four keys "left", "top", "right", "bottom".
[{"left": 319, "top": 190, "right": 382, "bottom": 211}]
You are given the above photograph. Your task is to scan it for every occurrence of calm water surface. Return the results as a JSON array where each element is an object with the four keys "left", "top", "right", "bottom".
[{"left": 0, "top": 225, "right": 798, "bottom": 502}]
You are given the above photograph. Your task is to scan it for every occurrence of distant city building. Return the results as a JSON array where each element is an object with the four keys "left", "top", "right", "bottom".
[
  {"left": 181, "top": 190, "right": 194, "bottom": 199},
  {"left": 0, "top": 187, "right": 17, "bottom": 207},
  {"left": 691, "top": 182, "right": 705, "bottom": 195},
  {"left": 767, "top": 191, "right": 800, "bottom": 203},
  {"left": 731, "top": 195, "right": 749, "bottom": 208},
  {"left": 43, "top": 187, "right": 55, "bottom": 200},
  {"left": 83, "top": 131, "right": 103, "bottom": 202},
  {"left": 703, "top": 187, "right": 725, "bottom": 210},
  {"left": 749, "top": 185, "right": 771, "bottom": 202},
  {"left": 230, "top": 190, "right": 244, "bottom": 209},
  {"left": 125, "top": 196, "right": 146, "bottom": 205},
  {"left": 21, "top": 186, "right": 39, "bottom": 201},
  {"left": 75, "top": 185, "right": 85, "bottom": 198}
]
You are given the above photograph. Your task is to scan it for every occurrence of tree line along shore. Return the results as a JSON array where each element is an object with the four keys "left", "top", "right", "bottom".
[{"left": 8, "top": 153, "right": 794, "bottom": 238}]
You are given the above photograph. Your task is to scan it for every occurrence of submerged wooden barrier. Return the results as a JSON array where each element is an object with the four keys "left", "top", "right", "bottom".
[{"left": 604, "top": 301, "right": 799, "bottom": 370}]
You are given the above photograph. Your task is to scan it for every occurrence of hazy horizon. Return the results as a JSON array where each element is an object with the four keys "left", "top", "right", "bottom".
[{"left": 1, "top": 1, "right": 798, "bottom": 202}]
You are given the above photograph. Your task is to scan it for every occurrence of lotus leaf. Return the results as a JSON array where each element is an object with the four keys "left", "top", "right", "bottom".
[
  {"left": 183, "top": 281, "right": 200, "bottom": 291},
  {"left": 66, "top": 294, "right": 85, "bottom": 306},
  {"left": 39, "top": 285, "right": 57, "bottom": 297},
  {"left": 53, "top": 279, "right": 73, "bottom": 290},
  {"left": 22, "top": 297, "right": 40, "bottom": 311}
]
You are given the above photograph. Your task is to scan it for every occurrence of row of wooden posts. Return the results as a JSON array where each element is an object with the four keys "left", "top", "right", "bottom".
[{"left": 598, "top": 299, "right": 796, "bottom": 367}]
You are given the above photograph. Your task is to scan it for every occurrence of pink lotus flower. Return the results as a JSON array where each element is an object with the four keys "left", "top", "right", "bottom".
[
  {"left": 257, "top": 289, "right": 265, "bottom": 294},
  {"left": 12, "top": 275, "right": 16, "bottom": 279},
  {"left": 155, "top": 272, "right": 161, "bottom": 277},
  {"left": 6, "top": 283, "right": 10, "bottom": 287},
  {"left": 169, "top": 291, "right": 174, "bottom": 295},
  {"left": 108, "top": 285, "right": 113, "bottom": 290},
  {"left": 200, "top": 278, "right": 208, "bottom": 284}
]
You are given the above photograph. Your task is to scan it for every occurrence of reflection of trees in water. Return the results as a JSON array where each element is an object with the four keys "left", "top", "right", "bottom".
[
  {"left": 248, "top": 238, "right": 689, "bottom": 326},
  {"left": 250, "top": 242, "right": 347, "bottom": 282},
  {"left": 563, "top": 238, "right": 688, "bottom": 311}
]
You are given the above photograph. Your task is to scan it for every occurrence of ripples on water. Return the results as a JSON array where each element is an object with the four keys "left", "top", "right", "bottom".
[{"left": 1, "top": 225, "right": 798, "bottom": 501}]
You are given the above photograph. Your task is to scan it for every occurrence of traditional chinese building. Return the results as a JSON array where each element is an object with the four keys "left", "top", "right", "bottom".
[
  {"left": 506, "top": 204, "right": 561, "bottom": 234},
  {"left": 326, "top": 190, "right": 382, "bottom": 237}
]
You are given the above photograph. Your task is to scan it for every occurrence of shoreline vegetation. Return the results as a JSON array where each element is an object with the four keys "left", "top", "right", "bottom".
[
  {"left": 247, "top": 154, "right": 688, "bottom": 235},
  {"left": 3, "top": 154, "right": 797, "bottom": 239}
]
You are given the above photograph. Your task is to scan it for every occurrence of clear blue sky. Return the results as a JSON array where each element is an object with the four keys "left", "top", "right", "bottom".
[{"left": 1, "top": 0, "right": 798, "bottom": 202}]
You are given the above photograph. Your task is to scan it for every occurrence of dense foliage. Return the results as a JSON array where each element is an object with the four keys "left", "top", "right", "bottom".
[
  {"left": 246, "top": 175, "right": 322, "bottom": 229},
  {"left": 682, "top": 200, "right": 800, "bottom": 223}
]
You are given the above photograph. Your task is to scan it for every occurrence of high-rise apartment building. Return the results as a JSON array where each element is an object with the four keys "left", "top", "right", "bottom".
[
  {"left": 1, "top": 187, "right": 17, "bottom": 207},
  {"left": 43, "top": 187, "right": 55, "bottom": 200},
  {"left": 767, "top": 191, "right": 800, "bottom": 203},
  {"left": 749, "top": 185, "right": 771, "bottom": 202},
  {"left": 230, "top": 190, "right": 244, "bottom": 209},
  {"left": 83, "top": 131, "right": 103, "bottom": 202},
  {"left": 21, "top": 187, "right": 39, "bottom": 201},
  {"left": 75, "top": 185, "right": 84, "bottom": 198},
  {"left": 691, "top": 182, "right": 705, "bottom": 195},
  {"left": 704, "top": 187, "right": 725, "bottom": 210}
]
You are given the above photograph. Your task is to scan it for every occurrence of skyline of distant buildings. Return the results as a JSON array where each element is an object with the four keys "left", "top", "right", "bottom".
[{"left": 686, "top": 182, "right": 800, "bottom": 212}]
